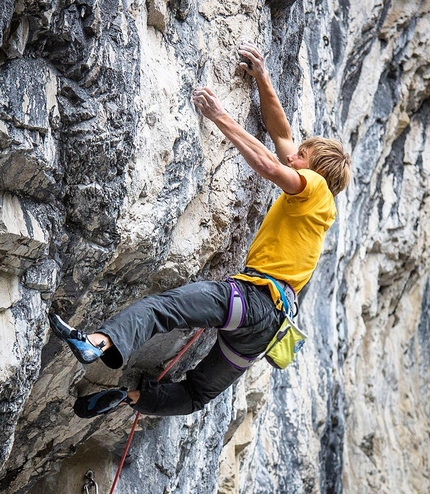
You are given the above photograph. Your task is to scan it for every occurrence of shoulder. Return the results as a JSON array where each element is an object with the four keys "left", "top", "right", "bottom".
[
  {"left": 298, "top": 169, "right": 327, "bottom": 185},
  {"left": 291, "top": 169, "right": 330, "bottom": 198}
]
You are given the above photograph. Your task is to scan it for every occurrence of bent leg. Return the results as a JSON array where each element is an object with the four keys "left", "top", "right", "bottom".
[
  {"left": 98, "top": 281, "right": 231, "bottom": 368},
  {"left": 133, "top": 341, "right": 245, "bottom": 416},
  {"left": 131, "top": 281, "right": 284, "bottom": 415}
]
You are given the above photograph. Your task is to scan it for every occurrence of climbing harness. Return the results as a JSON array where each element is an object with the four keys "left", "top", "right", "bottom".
[
  {"left": 109, "top": 327, "right": 205, "bottom": 494},
  {"left": 217, "top": 271, "right": 306, "bottom": 370},
  {"left": 220, "top": 279, "right": 245, "bottom": 330},
  {"left": 217, "top": 332, "right": 257, "bottom": 370},
  {"left": 218, "top": 311, "right": 306, "bottom": 370},
  {"left": 261, "top": 274, "right": 306, "bottom": 369},
  {"left": 83, "top": 470, "right": 99, "bottom": 494},
  {"left": 217, "top": 278, "right": 255, "bottom": 370},
  {"left": 262, "top": 273, "right": 298, "bottom": 319},
  {"left": 242, "top": 268, "right": 298, "bottom": 317}
]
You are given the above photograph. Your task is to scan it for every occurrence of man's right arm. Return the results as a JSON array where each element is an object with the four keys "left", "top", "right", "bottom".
[
  {"left": 192, "top": 87, "right": 306, "bottom": 195},
  {"left": 238, "top": 41, "right": 297, "bottom": 165}
]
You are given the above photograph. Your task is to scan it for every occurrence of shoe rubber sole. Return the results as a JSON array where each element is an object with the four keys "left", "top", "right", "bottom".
[
  {"left": 49, "top": 313, "right": 102, "bottom": 364},
  {"left": 74, "top": 389, "right": 129, "bottom": 418}
]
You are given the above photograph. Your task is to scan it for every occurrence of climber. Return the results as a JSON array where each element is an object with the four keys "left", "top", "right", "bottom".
[{"left": 49, "top": 40, "right": 351, "bottom": 418}]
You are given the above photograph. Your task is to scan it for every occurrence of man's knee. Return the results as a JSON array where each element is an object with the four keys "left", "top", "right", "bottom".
[{"left": 185, "top": 375, "right": 230, "bottom": 412}]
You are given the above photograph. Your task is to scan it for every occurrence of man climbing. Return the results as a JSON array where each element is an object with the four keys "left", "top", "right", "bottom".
[{"left": 49, "top": 41, "right": 351, "bottom": 418}]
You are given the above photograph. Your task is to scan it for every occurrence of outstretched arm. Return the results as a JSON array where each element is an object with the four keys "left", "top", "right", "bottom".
[
  {"left": 193, "top": 87, "right": 305, "bottom": 195},
  {"left": 238, "top": 41, "right": 297, "bottom": 164}
]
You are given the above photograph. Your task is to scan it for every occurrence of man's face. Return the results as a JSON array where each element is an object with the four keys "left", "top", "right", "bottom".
[{"left": 286, "top": 147, "right": 312, "bottom": 170}]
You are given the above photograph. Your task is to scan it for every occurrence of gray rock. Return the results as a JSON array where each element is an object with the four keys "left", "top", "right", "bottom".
[{"left": 0, "top": 0, "right": 429, "bottom": 493}]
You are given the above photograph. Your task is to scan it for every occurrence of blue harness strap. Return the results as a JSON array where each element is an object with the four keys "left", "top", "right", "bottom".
[{"left": 263, "top": 274, "right": 295, "bottom": 318}]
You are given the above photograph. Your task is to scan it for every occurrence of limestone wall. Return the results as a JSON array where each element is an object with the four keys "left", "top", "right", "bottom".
[{"left": 0, "top": 1, "right": 429, "bottom": 493}]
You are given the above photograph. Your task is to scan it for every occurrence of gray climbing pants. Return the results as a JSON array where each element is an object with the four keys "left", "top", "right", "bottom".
[{"left": 98, "top": 279, "right": 284, "bottom": 416}]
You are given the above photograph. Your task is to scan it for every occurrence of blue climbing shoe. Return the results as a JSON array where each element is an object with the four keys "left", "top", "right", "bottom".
[
  {"left": 49, "top": 313, "right": 105, "bottom": 365},
  {"left": 73, "top": 389, "right": 131, "bottom": 418}
]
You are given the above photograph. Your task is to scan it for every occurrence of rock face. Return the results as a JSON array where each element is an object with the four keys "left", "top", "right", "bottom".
[{"left": 0, "top": 0, "right": 429, "bottom": 493}]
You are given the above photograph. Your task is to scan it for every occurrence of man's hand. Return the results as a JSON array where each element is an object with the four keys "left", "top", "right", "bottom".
[
  {"left": 192, "top": 87, "right": 227, "bottom": 122},
  {"left": 238, "top": 40, "right": 267, "bottom": 80}
]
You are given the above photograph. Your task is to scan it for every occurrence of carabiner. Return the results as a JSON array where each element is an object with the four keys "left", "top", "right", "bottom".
[{"left": 83, "top": 470, "right": 99, "bottom": 494}]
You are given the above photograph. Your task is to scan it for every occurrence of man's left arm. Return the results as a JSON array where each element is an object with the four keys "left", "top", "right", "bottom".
[
  {"left": 193, "top": 87, "right": 305, "bottom": 195},
  {"left": 238, "top": 41, "right": 297, "bottom": 164}
]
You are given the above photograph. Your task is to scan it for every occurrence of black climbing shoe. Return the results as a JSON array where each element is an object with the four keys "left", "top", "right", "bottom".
[
  {"left": 73, "top": 389, "right": 132, "bottom": 418},
  {"left": 49, "top": 313, "right": 105, "bottom": 365}
]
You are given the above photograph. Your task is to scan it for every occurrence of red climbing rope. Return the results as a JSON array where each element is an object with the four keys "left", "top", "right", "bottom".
[{"left": 108, "top": 327, "right": 205, "bottom": 494}]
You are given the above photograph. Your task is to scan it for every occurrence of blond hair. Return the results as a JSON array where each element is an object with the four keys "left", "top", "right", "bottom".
[{"left": 299, "top": 137, "right": 352, "bottom": 196}]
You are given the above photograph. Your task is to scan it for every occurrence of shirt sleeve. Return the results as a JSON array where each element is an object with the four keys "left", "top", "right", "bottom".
[{"left": 284, "top": 169, "right": 324, "bottom": 200}]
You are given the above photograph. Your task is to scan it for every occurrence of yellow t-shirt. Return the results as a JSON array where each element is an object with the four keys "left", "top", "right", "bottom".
[{"left": 233, "top": 169, "right": 336, "bottom": 303}]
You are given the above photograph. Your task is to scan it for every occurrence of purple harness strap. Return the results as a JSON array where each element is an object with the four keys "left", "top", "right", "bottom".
[
  {"left": 217, "top": 280, "right": 257, "bottom": 370},
  {"left": 219, "top": 279, "right": 245, "bottom": 331},
  {"left": 217, "top": 332, "right": 257, "bottom": 370}
]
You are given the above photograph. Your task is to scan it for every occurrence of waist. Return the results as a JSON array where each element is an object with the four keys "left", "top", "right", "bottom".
[
  {"left": 233, "top": 270, "right": 299, "bottom": 317},
  {"left": 242, "top": 268, "right": 295, "bottom": 294}
]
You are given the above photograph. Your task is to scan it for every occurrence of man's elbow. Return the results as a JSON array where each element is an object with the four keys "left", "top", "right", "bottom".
[
  {"left": 256, "top": 158, "right": 283, "bottom": 182},
  {"left": 243, "top": 147, "right": 283, "bottom": 181}
]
